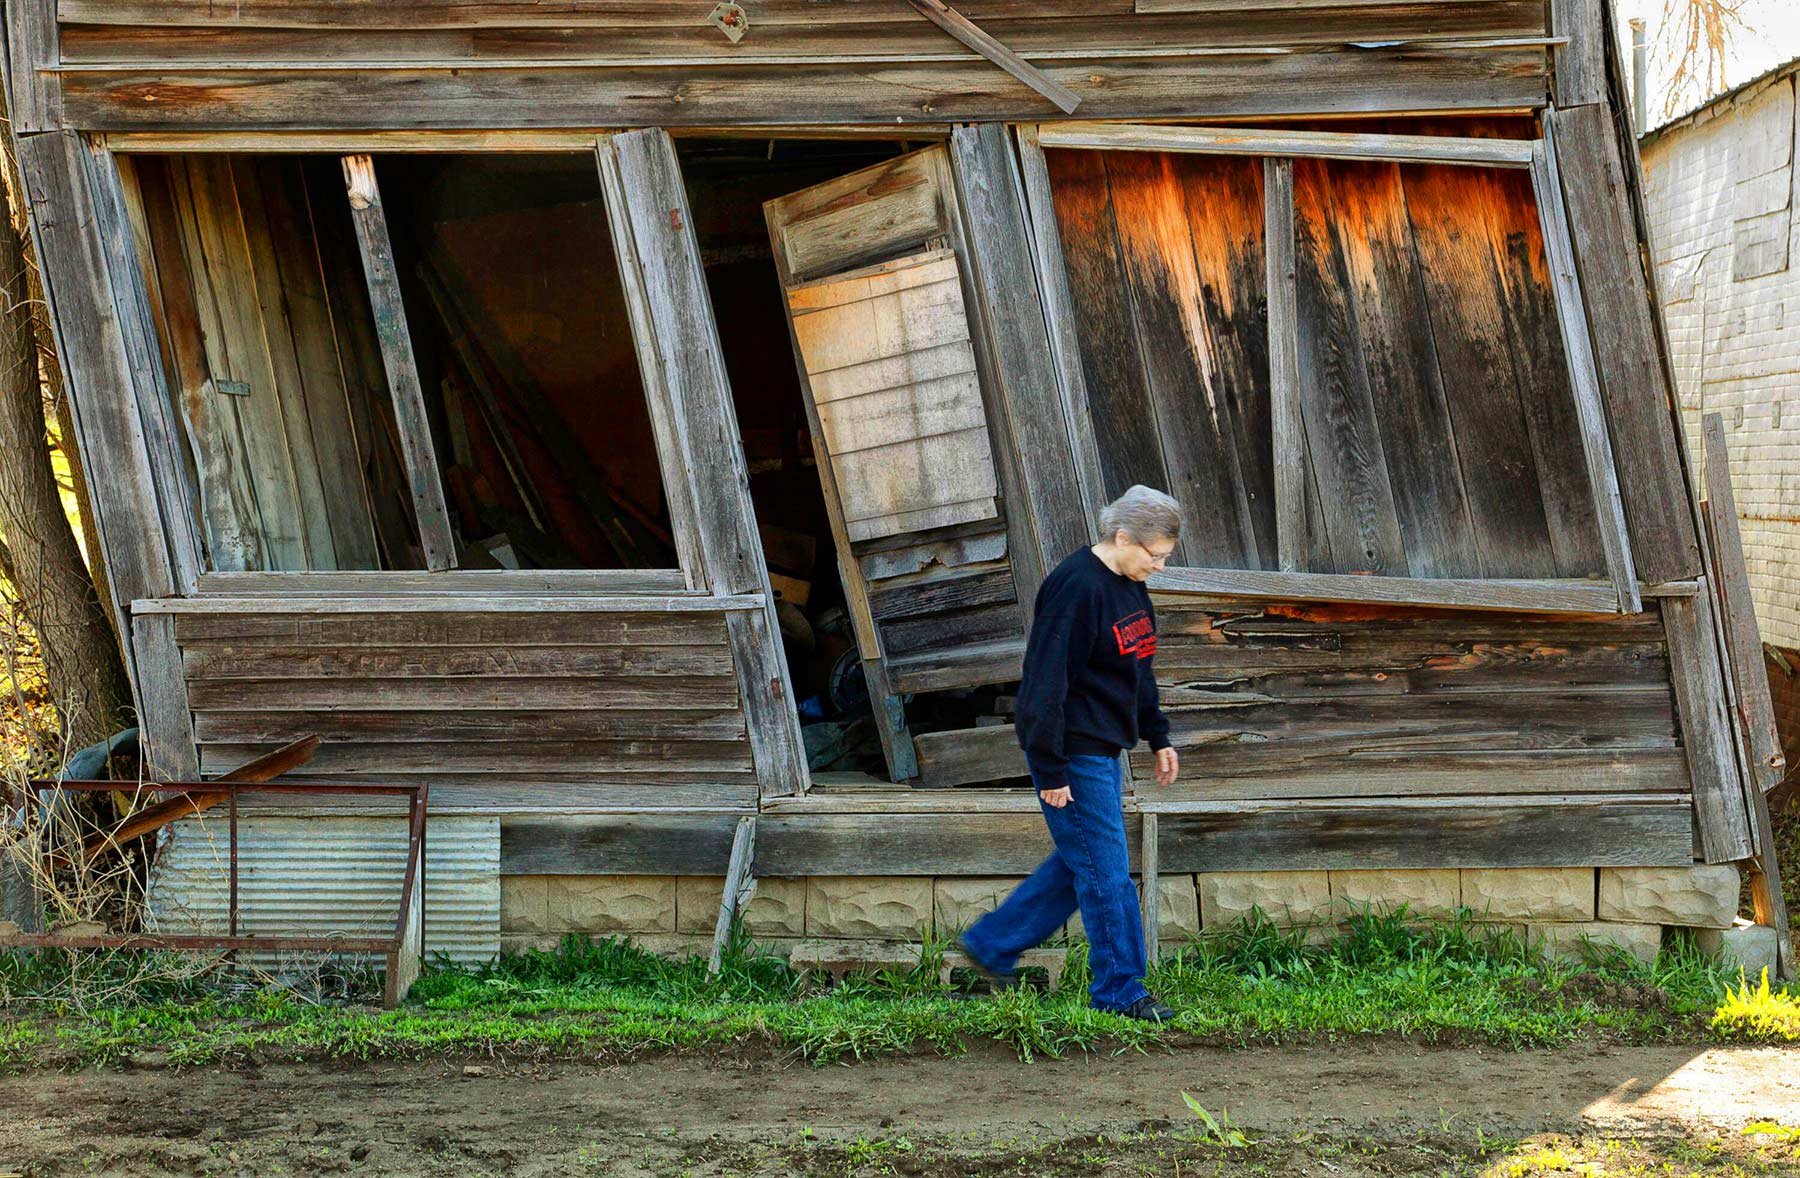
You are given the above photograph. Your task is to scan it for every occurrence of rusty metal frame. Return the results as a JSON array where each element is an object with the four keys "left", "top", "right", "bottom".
[{"left": 2, "top": 779, "right": 429, "bottom": 1009}]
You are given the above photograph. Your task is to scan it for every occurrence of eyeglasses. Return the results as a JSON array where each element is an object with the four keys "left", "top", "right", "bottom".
[{"left": 1134, "top": 541, "right": 1175, "bottom": 568}]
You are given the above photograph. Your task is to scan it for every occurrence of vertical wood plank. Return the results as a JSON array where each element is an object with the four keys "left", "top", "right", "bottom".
[
  {"left": 594, "top": 137, "right": 705, "bottom": 590},
  {"left": 4, "top": 0, "right": 61, "bottom": 132},
  {"left": 1265, "top": 157, "right": 1304, "bottom": 573},
  {"left": 612, "top": 128, "right": 809, "bottom": 797},
  {"left": 1015, "top": 125, "right": 1105, "bottom": 538},
  {"left": 1548, "top": 103, "right": 1700, "bottom": 584},
  {"left": 340, "top": 154, "right": 456, "bottom": 571},
  {"left": 1174, "top": 152, "right": 1274, "bottom": 569},
  {"left": 232, "top": 156, "right": 340, "bottom": 569},
  {"left": 1140, "top": 810, "right": 1159, "bottom": 966},
  {"left": 79, "top": 141, "right": 205, "bottom": 593},
  {"left": 1700, "top": 414, "right": 1783, "bottom": 789},
  {"left": 1331, "top": 159, "right": 1480, "bottom": 579},
  {"left": 16, "top": 131, "right": 177, "bottom": 651},
  {"left": 163, "top": 157, "right": 272, "bottom": 571},
  {"left": 1662, "top": 588, "right": 1755, "bottom": 863},
  {"left": 1700, "top": 413, "right": 1795, "bottom": 979},
  {"left": 128, "top": 613, "right": 198, "bottom": 781},
  {"left": 1038, "top": 146, "right": 1170, "bottom": 510},
  {"left": 1530, "top": 132, "right": 1640, "bottom": 611},
  {"left": 254, "top": 156, "right": 381, "bottom": 570},
  {"left": 950, "top": 124, "right": 1091, "bottom": 587},
  {"left": 708, "top": 815, "right": 756, "bottom": 975},
  {"left": 1291, "top": 157, "right": 1406, "bottom": 576},
  {"left": 1549, "top": 0, "right": 1606, "bottom": 108}
]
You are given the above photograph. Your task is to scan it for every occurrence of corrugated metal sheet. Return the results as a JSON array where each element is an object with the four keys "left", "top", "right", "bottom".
[{"left": 147, "top": 814, "right": 499, "bottom": 966}]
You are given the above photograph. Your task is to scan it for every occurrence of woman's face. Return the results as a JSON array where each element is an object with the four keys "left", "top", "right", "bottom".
[{"left": 1114, "top": 532, "right": 1176, "bottom": 581}]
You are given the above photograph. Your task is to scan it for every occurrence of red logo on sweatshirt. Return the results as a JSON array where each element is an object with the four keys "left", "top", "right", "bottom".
[{"left": 1113, "top": 610, "right": 1156, "bottom": 659}]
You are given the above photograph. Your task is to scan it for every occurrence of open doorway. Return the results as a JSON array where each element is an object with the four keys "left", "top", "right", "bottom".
[{"left": 675, "top": 138, "right": 1031, "bottom": 791}]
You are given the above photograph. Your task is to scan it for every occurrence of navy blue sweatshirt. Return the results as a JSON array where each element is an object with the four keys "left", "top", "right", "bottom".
[{"left": 1014, "top": 547, "right": 1172, "bottom": 791}]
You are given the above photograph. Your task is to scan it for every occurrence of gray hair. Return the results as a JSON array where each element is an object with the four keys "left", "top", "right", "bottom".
[{"left": 1099, "top": 485, "right": 1181, "bottom": 545}]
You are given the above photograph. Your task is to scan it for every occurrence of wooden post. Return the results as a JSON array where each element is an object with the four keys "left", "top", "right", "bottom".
[
  {"left": 1014, "top": 124, "right": 1107, "bottom": 536},
  {"left": 127, "top": 613, "right": 198, "bottom": 782},
  {"left": 1140, "top": 811, "right": 1160, "bottom": 966},
  {"left": 340, "top": 154, "right": 456, "bottom": 571},
  {"left": 608, "top": 129, "right": 809, "bottom": 797},
  {"left": 16, "top": 131, "right": 184, "bottom": 674},
  {"left": 709, "top": 815, "right": 757, "bottom": 976},
  {"left": 1264, "top": 157, "right": 1304, "bottom": 573},
  {"left": 1663, "top": 583, "right": 1756, "bottom": 863},
  {"left": 1699, "top": 413, "right": 1795, "bottom": 980},
  {"left": 950, "top": 124, "right": 1091, "bottom": 603},
  {"left": 1529, "top": 127, "right": 1640, "bottom": 613},
  {"left": 1546, "top": 103, "right": 1701, "bottom": 584}
]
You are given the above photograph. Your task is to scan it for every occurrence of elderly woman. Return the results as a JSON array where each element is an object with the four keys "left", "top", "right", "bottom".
[{"left": 959, "top": 485, "right": 1182, "bottom": 1022}]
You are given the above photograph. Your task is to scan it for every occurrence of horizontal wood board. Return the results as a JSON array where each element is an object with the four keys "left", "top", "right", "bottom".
[
  {"left": 176, "top": 608, "right": 758, "bottom": 810},
  {"left": 496, "top": 798, "right": 1694, "bottom": 875},
  {"left": 48, "top": 3, "right": 1551, "bottom": 130},
  {"left": 1136, "top": 598, "right": 1688, "bottom": 801}
]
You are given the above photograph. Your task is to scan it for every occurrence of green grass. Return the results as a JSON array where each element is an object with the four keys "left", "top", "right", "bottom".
[{"left": 0, "top": 910, "right": 1784, "bottom": 1073}]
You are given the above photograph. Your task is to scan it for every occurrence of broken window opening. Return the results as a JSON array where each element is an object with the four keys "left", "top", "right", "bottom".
[{"left": 122, "top": 151, "right": 681, "bottom": 575}]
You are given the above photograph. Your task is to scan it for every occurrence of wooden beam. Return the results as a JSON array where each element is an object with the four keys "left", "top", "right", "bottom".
[
  {"left": 339, "top": 154, "right": 456, "bottom": 571},
  {"left": 16, "top": 132, "right": 181, "bottom": 656},
  {"left": 128, "top": 614, "right": 198, "bottom": 781},
  {"left": 913, "top": 724, "right": 1028, "bottom": 788},
  {"left": 1140, "top": 810, "right": 1159, "bottom": 965},
  {"left": 1264, "top": 156, "right": 1304, "bottom": 573},
  {"left": 1035, "top": 121, "right": 1536, "bottom": 165},
  {"left": 594, "top": 137, "right": 705, "bottom": 589},
  {"left": 1148, "top": 567, "right": 1622, "bottom": 613},
  {"left": 194, "top": 569, "right": 689, "bottom": 595},
  {"left": 708, "top": 815, "right": 755, "bottom": 976},
  {"left": 1662, "top": 584, "right": 1755, "bottom": 863},
  {"left": 1529, "top": 129, "right": 1639, "bottom": 613},
  {"left": 1699, "top": 412, "right": 1794, "bottom": 980},
  {"left": 906, "top": 0, "right": 1082, "bottom": 114},
  {"left": 609, "top": 128, "right": 809, "bottom": 794},
  {"left": 950, "top": 123, "right": 1092, "bottom": 599},
  {"left": 1700, "top": 415, "right": 1785, "bottom": 791},
  {"left": 4, "top": 0, "right": 61, "bottom": 131},
  {"left": 1014, "top": 124, "right": 1106, "bottom": 535},
  {"left": 1546, "top": 103, "right": 1700, "bottom": 584},
  {"left": 133, "top": 593, "right": 764, "bottom": 614},
  {"left": 57, "top": 51, "right": 1551, "bottom": 132},
  {"left": 1547, "top": 0, "right": 1605, "bottom": 107}
]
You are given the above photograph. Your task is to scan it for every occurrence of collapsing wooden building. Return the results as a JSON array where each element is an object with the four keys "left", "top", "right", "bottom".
[{"left": 4, "top": 0, "right": 1792, "bottom": 978}]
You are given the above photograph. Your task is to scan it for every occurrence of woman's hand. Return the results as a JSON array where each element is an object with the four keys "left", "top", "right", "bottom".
[
  {"left": 1039, "top": 786, "right": 1072, "bottom": 808},
  {"left": 1154, "top": 747, "right": 1179, "bottom": 787}
]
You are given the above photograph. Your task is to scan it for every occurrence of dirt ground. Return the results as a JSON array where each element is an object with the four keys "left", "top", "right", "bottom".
[{"left": 0, "top": 1040, "right": 1795, "bottom": 1176}]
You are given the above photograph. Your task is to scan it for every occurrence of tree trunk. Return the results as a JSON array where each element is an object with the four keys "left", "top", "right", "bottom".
[{"left": 0, "top": 126, "right": 134, "bottom": 756}]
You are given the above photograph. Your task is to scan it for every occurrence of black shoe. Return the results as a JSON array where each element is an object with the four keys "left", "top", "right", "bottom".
[
  {"left": 955, "top": 938, "right": 1018, "bottom": 991},
  {"left": 1118, "top": 994, "right": 1177, "bottom": 1023}
]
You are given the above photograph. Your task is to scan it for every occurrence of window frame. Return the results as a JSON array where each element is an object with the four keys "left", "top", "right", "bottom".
[
  {"left": 1020, "top": 119, "right": 1644, "bottom": 614},
  {"left": 113, "top": 134, "right": 703, "bottom": 595}
]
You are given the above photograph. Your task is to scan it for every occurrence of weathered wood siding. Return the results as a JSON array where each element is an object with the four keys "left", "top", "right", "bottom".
[
  {"left": 171, "top": 608, "right": 758, "bottom": 811},
  {"left": 1044, "top": 140, "right": 1606, "bottom": 581},
  {"left": 1135, "top": 597, "right": 1691, "bottom": 803},
  {"left": 41, "top": 1, "right": 1554, "bottom": 132}
]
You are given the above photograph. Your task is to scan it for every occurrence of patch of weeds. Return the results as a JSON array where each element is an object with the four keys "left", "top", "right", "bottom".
[{"left": 1713, "top": 968, "right": 1800, "bottom": 1042}]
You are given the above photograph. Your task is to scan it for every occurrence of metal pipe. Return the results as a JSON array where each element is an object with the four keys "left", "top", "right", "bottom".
[{"left": 1630, "top": 18, "right": 1649, "bottom": 134}]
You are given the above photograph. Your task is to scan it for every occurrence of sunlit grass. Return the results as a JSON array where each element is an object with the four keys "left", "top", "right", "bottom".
[
  {"left": 0, "top": 907, "right": 1779, "bottom": 1073},
  {"left": 1711, "top": 967, "right": 1800, "bottom": 1042}
]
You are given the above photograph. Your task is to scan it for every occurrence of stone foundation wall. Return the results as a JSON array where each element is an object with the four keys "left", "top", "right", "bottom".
[{"left": 500, "top": 863, "right": 1774, "bottom": 972}]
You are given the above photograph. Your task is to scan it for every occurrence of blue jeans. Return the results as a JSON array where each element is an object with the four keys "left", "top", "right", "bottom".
[{"left": 959, "top": 753, "right": 1149, "bottom": 1011}]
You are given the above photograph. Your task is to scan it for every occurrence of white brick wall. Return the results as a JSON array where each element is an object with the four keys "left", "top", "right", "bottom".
[{"left": 1642, "top": 68, "right": 1800, "bottom": 647}]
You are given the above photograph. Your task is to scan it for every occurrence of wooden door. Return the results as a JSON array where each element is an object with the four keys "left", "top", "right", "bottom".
[{"left": 765, "top": 135, "right": 1088, "bottom": 783}]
